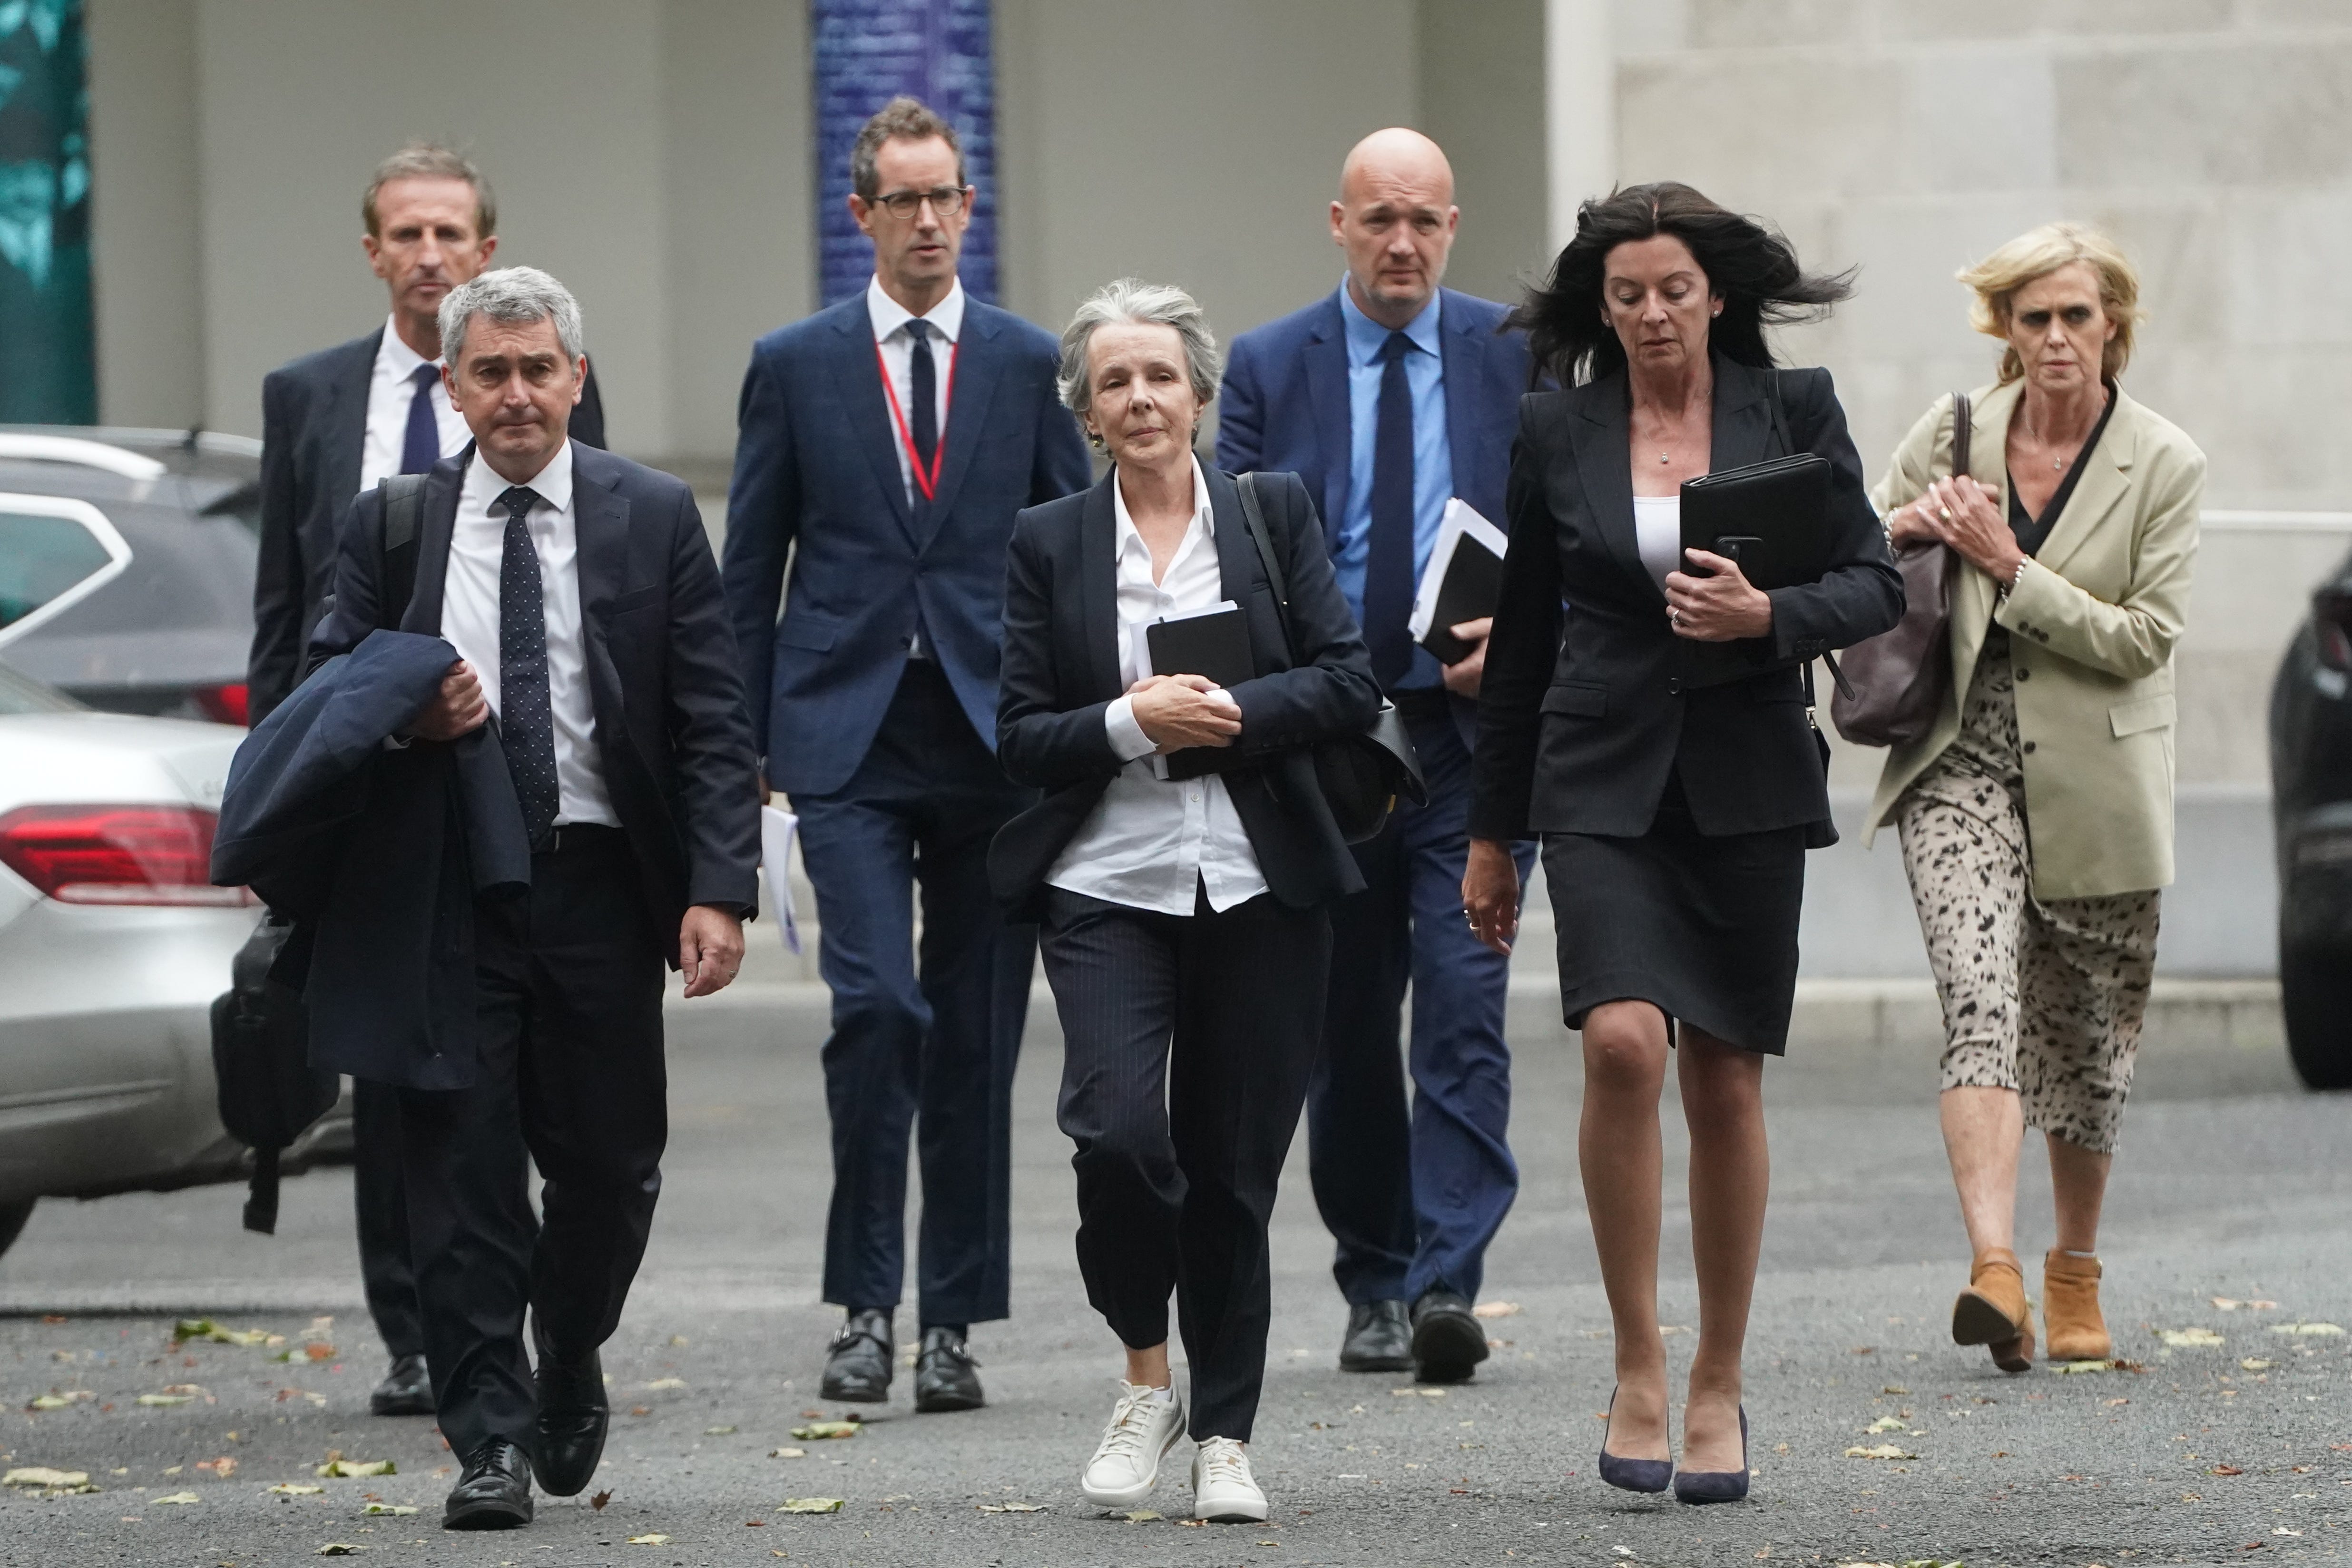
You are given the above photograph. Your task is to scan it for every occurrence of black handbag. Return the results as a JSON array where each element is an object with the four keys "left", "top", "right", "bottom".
[{"left": 1232, "top": 472, "right": 1427, "bottom": 843}]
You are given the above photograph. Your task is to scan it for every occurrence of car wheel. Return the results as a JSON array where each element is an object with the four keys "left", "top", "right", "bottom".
[
  {"left": 2281, "top": 939, "right": 2352, "bottom": 1090},
  {"left": 0, "top": 1198, "right": 33, "bottom": 1260}
]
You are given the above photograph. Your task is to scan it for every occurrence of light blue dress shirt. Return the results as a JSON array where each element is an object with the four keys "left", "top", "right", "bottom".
[{"left": 1334, "top": 282, "right": 1453, "bottom": 689}]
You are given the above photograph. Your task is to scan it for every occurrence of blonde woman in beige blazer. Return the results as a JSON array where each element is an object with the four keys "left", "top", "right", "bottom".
[{"left": 1864, "top": 223, "right": 2204, "bottom": 1375}]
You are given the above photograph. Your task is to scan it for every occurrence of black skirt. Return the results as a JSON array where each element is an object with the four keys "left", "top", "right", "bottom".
[{"left": 1542, "top": 783, "right": 1808, "bottom": 1056}]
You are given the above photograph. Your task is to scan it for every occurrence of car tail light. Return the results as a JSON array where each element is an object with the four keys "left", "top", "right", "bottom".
[
  {"left": 0, "top": 804, "right": 254, "bottom": 906},
  {"left": 2316, "top": 587, "right": 2352, "bottom": 672},
  {"left": 194, "top": 683, "right": 250, "bottom": 726}
]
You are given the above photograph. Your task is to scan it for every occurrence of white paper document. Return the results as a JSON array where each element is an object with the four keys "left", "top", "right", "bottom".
[
  {"left": 760, "top": 804, "right": 803, "bottom": 955},
  {"left": 1406, "top": 499, "right": 1510, "bottom": 643}
]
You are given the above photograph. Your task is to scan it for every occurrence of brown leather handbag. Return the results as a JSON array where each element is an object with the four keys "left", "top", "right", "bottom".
[{"left": 1830, "top": 393, "right": 1970, "bottom": 748}]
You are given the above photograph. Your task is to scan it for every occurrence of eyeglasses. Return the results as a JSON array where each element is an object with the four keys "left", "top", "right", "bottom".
[{"left": 870, "top": 186, "right": 970, "bottom": 219}]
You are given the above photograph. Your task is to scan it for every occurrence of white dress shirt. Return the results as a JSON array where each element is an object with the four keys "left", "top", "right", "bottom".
[
  {"left": 358, "top": 314, "right": 470, "bottom": 489},
  {"left": 865, "top": 274, "right": 964, "bottom": 504},
  {"left": 1632, "top": 494, "right": 1682, "bottom": 589},
  {"left": 441, "top": 441, "right": 618, "bottom": 827},
  {"left": 1045, "top": 459, "right": 1268, "bottom": 916}
]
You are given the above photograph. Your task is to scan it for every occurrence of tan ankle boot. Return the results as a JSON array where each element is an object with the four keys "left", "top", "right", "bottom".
[
  {"left": 2042, "top": 1249, "right": 2110, "bottom": 1361},
  {"left": 1951, "top": 1247, "right": 2035, "bottom": 1372}
]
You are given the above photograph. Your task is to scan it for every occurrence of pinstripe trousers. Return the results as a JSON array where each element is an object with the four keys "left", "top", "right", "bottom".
[{"left": 1039, "top": 885, "right": 1331, "bottom": 1442}]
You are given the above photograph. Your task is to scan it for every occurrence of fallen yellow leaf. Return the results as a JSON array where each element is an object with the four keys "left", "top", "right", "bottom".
[
  {"left": 2057, "top": 1359, "right": 2117, "bottom": 1373},
  {"left": 780, "top": 1497, "right": 844, "bottom": 1514},
  {"left": 1127, "top": 1509, "right": 1163, "bottom": 1521},
  {"left": 642, "top": 1378, "right": 687, "bottom": 1390},
  {"left": 1470, "top": 1301, "right": 1521, "bottom": 1319},
  {"left": 360, "top": 1503, "right": 417, "bottom": 1516},
  {"left": 314, "top": 1460, "right": 396, "bottom": 1478},
  {"left": 154, "top": 1491, "right": 201, "bottom": 1505},
  {"left": 268, "top": 1483, "right": 326, "bottom": 1495},
  {"left": 1844, "top": 1444, "right": 1916, "bottom": 1460},
  {"left": 789, "top": 1421, "right": 860, "bottom": 1441},
  {"left": 626, "top": 1535, "right": 671, "bottom": 1546},
  {"left": 977, "top": 1501, "right": 1046, "bottom": 1513},
  {"left": 136, "top": 1393, "right": 194, "bottom": 1406},
  {"left": 2274, "top": 1322, "right": 2345, "bottom": 1337},
  {"left": 768, "top": 1447, "right": 806, "bottom": 1459},
  {"left": 4, "top": 1467, "right": 90, "bottom": 1489},
  {"left": 2241, "top": 1358, "right": 2274, "bottom": 1371},
  {"left": 2157, "top": 1328, "right": 2224, "bottom": 1348}
]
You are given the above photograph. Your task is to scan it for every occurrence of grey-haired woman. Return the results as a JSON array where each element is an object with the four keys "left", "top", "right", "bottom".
[{"left": 990, "top": 279, "right": 1379, "bottom": 1522}]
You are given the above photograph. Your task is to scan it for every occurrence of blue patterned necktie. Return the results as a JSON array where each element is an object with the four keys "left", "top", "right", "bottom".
[
  {"left": 400, "top": 362, "right": 442, "bottom": 475},
  {"left": 495, "top": 486, "right": 559, "bottom": 850},
  {"left": 1364, "top": 331, "right": 1418, "bottom": 688}
]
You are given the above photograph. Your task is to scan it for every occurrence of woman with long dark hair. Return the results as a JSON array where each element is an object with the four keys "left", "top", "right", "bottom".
[{"left": 1462, "top": 183, "right": 1900, "bottom": 1503}]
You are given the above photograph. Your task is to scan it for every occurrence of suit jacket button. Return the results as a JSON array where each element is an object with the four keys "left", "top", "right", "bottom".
[
  {"left": 1666, "top": 677, "right": 1683, "bottom": 696},
  {"left": 2015, "top": 666, "right": 2029, "bottom": 681},
  {"left": 2022, "top": 739, "right": 2037, "bottom": 755}
]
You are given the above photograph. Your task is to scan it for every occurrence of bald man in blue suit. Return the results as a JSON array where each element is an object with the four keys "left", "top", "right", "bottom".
[{"left": 1218, "top": 128, "right": 1540, "bottom": 1384}]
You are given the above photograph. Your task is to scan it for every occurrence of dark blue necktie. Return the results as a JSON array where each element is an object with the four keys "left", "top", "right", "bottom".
[
  {"left": 496, "top": 486, "right": 559, "bottom": 850},
  {"left": 400, "top": 362, "right": 442, "bottom": 475},
  {"left": 1364, "top": 331, "right": 1418, "bottom": 688},
  {"left": 903, "top": 318, "right": 939, "bottom": 656}
]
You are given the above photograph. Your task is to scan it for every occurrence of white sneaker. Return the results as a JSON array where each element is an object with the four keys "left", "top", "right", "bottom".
[
  {"left": 1079, "top": 1381, "right": 1186, "bottom": 1509},
  {"left": 1190, "top": 1435, "right": 1268, "bottom": 1522}
]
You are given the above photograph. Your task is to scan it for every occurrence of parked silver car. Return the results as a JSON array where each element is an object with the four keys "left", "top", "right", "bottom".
[{"left": 0, "top": 663, "right": 345, "bottom": 1260}]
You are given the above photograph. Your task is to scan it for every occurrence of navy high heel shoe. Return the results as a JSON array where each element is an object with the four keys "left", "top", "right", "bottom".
[
  {"left": 1672, "top": 1406, "right": 1749, "bottom": 1504},
  {"left": 1595, "top": 1387, "right": 1672, "bottom": 1494}
]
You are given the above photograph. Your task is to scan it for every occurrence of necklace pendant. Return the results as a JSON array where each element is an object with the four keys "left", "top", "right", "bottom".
[{"left": 1659, "top": 452, "right": 1669, "bottom": 464}]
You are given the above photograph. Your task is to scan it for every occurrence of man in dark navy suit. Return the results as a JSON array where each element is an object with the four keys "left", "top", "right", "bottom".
[
  {"left": 722, "top": 97, "right": 1090, "bottom": 1415},
  {"left": 245, "top": 144, "right": 604, "bottom": 1423},
  {"left": 310, "top": 266, "right": 759, "bottom": 1530},
  {"left": 1218, "top": 128, "right": 1539, "bottom": 1384}
]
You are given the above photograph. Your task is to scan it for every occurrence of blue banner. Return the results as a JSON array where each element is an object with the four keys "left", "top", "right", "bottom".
[
  {"left": 0, "top": 0, "right": 95, "bottom": 424},
  {"left": 811, "top": 0, "right": 997, "bottom": 307}
]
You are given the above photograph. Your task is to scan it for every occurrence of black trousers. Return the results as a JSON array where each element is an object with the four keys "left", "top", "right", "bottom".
[
  {"left": 792, "top": 660, "right": 1035, "bottom": 1326},
  {"left": 351, "top": 1080, "right": 423, "bottom": 1359},
  {"left": 1039, "top": 885, "right": 1330, "bottom": 1442},
  {"left": 395, "top": 825, "right": 666, "bottom": 1460}
]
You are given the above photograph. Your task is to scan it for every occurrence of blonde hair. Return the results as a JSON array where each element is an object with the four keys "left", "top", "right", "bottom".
[{"left": 1958, "top": 222, "right": 2141, "bottom": 385}]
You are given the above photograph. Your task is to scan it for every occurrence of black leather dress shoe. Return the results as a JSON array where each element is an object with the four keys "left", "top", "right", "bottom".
[
  {"left": 1411, "top": 1289, "right": 1490, "bottom": 1383},
  {"left": 369, "top": 1353, "right": 433, "bottom": 1417},
  {"left": 911, "top": 1326, "right": 985, "bottom": 1413},
  {"left": 1338, "top": 1300, "right": 1415, "bottom": 1372},
  {"left": 820, "top": 1308, "right": 894, "bottom": 1403},
  {"left": 532, "top": 1345, "right": 608, "bottom": 1497},
  {"left": 442, "top": 1436, "right": 533, "bottom": 1530}
]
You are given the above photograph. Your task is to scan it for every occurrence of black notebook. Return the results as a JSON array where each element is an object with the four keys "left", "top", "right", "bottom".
[
  {"left": 1409, "top": 500, "right": 1510, "bottom": 664},
  {"left": 1144, "top": 603, "right": 1254, "bottom": 781}
]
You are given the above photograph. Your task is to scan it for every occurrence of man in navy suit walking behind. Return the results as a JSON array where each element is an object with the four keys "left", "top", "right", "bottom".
[
  {"left": 722, "top": 97, "right": 1091, "bottom": 1413},
  {"left": 1218, "top": 127, "right": 1539, "bottom": 1383}
]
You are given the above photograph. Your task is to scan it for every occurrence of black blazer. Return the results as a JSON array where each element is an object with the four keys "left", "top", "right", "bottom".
[
  {"left": 310, "top": 442, "right": 761, "bottom": 953},
  {"left": 991, "top": 465, "right": 1381, "bottom": 920},
  {"left": 1470, "top": 356, "right": 1901, "bottom": 842},
  {"left": 250, "top": 326, "right": 609, "bottom": 723}
]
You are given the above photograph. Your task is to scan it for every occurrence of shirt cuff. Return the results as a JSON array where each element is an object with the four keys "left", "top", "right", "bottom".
[{"left": 1104, "top": 695, "right": 1156, "bottom": 762}]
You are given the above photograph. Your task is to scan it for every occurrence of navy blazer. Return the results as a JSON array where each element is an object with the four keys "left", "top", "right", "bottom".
[
  {"left": 311, "top": 442, "right": 762, "bottom": 957},
  {"left": 214, "top": 629, "right": 532, "bottom": 1091},
  {"left": 1470, "top": 357, "right": 1903, "bottom": 843},
  {"left": 1216, "top": 286, "right": 1529, "bottom": 562},
  {"left": 250, "top": 326, "right": 608, "bottom": 724},
  {"left": 720, "top": 293, "right": 1093, "bottom": 795},
  {"left": 990, "top": 465, "right": 1381, "bottom": 920}
]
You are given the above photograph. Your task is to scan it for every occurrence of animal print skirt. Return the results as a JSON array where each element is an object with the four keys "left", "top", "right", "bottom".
[{"left": 1894, "top": 630, "right": 2160, "bottom": 1155}]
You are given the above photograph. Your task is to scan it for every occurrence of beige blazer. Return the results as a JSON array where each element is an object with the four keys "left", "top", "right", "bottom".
[{"left": 1862, "top": 378, "right": 2205, "bottom": 900}]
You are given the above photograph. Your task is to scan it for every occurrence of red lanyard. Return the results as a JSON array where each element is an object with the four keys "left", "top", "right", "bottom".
[{"left": 874, "top": 333, "right": 957, "bottom": 504}]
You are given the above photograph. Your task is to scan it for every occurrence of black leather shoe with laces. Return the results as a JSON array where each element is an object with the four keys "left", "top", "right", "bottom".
[
  {"left": 820, "top": 1308, "right": 894, "bottom": 1403},
  {"left": 369, "top": 1353, "right": 433, "bottom": 1417},
  {"left": 1410, "top": 1289, "right": 1490, "bottom": 1383},
  {"left": 533, "top": 1344, "right": 608, "bottom": 1497},
  {"left": 912, "top": 1325, "right": 985, "bottom": 1413},
  {"left": 442, "top": 1436, "right": 533, "bottom": 1530},
  {"left": 1338, "top": 1300, "right": 1414, "bottom": 1372}
]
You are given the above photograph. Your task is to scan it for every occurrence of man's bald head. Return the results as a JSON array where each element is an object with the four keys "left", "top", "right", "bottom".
[{"left": 1331, "top": 127, "right": 1460, "bottom": 329}]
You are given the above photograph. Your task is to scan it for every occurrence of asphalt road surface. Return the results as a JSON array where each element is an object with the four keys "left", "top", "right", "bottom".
[{"left": 1, "top": 984, "right": 2346, "bottom": 1568}]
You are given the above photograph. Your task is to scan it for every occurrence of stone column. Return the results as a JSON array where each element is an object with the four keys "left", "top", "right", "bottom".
[
  {"left": 1543, "top": 0, "right": 1614, "bottom": 257},
  {"left": 811, "top": 0, "right": 999, "bottom": 306},
  {"left": 0, "top": 0, "right": 95, "bottom": 423}
]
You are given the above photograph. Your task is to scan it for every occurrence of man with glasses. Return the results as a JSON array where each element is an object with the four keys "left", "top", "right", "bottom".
[{"left": 722, "top": 97, "right": 1090, "bottom": 1415}]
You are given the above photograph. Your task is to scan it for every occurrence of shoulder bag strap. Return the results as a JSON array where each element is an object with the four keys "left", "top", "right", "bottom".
[
  {"left": 1950, "top": 392, "right": 1973, "bottom": 479},
  {"left": 377, "top": 473, "right": 428, "bottom": 631},
  {"left": 1234, "top": 472, "right": 1301, "bottom": 665}
]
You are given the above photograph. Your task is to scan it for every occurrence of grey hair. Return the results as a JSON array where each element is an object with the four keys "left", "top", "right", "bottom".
[
  {"left": 438, "top": 265, "right": 585, "bottom": 366},
  {"left": 1057, "top": 278, "right": 1222, "bottom": 418}
]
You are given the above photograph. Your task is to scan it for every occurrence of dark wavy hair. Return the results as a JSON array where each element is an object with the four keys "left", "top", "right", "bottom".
[{"left": 1511, "top": 181, "right": 1854, "bottom": 385}]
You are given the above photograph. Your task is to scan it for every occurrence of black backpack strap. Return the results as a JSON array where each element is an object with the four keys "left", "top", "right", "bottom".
[{"left": 377, "top": 473, "right": 428, "bottom": 630}]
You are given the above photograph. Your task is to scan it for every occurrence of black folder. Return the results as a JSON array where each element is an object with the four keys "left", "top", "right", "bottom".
[
  {"left": 1674, "top": 452, "right": 1833, "bottom": 688},
  {"left": 1678, "top": 452, "right": 1832, "bottom": 590},
  {"left": 1416, "top": 532, "right": 1507, "bottom": 665}
]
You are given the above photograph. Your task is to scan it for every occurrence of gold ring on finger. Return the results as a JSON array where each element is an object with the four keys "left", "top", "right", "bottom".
[{"left": 1938, "top": 507, "right": 1952, "bottom": 523}]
